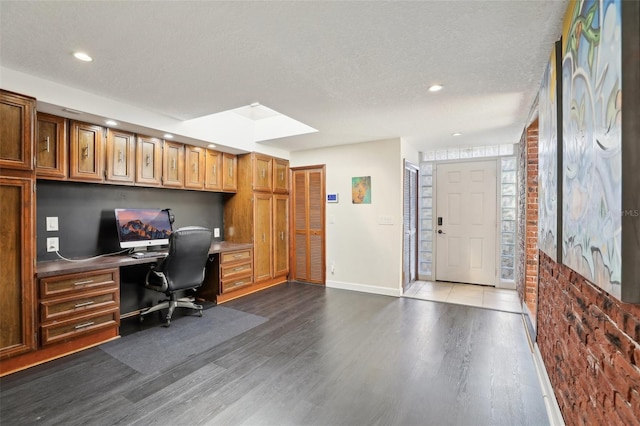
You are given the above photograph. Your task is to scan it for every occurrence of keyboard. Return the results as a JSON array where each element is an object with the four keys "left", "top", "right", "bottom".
[{"left": 130, "top": 251, "right": 167, "bottom": 259}]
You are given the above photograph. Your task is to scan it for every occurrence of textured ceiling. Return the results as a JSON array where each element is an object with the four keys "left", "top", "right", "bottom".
[{"left": 0, "top": 1, "right": 567, "bottom": 153}]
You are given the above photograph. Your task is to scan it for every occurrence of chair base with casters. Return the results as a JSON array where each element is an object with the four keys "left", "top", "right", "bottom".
[
  {"left": 138, "top": 226, "right": 213, "bottom": 327},
  {"left": 139, "top": 292, "right": 203, "bottom": 327}
]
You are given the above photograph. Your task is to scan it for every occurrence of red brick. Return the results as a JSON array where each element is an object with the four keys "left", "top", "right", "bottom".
[{"left": 614, "top": 391, "right": 638, "bottom": 426}]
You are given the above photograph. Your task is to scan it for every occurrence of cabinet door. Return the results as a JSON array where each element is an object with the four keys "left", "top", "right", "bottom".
[
  {"left": 105, "top": 129, "right": 135, "bottom": 184},
  {"left": 253, "top": 194, "right": 273, "bottom": 283},
  {"left": 0, "top": 90, "right": 35, "bottom": 172},
  {"left": 273, "top": 194, "right": 289, "bottom": 277},
  {"left": 162, "top": 141, "right": 184, "bottom": 188},
  {"left": 69, "top": 121, "right": 104, "bottom": 182},
  {"left": 135, "top": 135, "right": 162, "bottom": 186},
  {"left": 253, "top": 154, "right": 272, "bottom": 192},
  {"left": 222, "top": 153, "right": 237, "bottom": 192},
  {"left": 273, "top": 158, "right": 289, "bottom": 193},
  {"left": 36, "top": 113, "right": 67, "bottom": 180},
  {"left": 184, "top": 145, "right": 205, "bottom": 190},
  {"left": 204, "top": 149, "right": 222, "bottom": 191},
  {"left": 0, "top": 176, "right": 36, "bottom": 358}
]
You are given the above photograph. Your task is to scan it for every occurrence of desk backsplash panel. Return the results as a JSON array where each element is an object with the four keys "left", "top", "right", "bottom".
[{"left": 36, "top": 181, "right": 224, "bottom": 261}]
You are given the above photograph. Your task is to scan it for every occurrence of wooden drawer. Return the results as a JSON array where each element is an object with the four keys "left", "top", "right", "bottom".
[
  {"left": 40, "top": 287, "right": 119, "bottom": 323},
  {"left": 221, "top": 276, "right": 253, "bottom": 293},
  {"left": 220, "top": 261, "right": 252, "bottom": 280},
  {"left": 40, "top": 269, "right": 118, "bottom": 298},
  {"left": 220, "top": 249, "right": 252, "bottom": 264},
  {"left": 40, "top": 308, "right": 119, "bottom": 346}
]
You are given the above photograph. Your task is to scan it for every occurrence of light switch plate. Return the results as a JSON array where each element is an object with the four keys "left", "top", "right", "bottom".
[
  {"left": 214, "top": 228, "right": 220, "bottom": 238},
  {"left": 46, "top": 216, "right": 59, "bottom": 231}
]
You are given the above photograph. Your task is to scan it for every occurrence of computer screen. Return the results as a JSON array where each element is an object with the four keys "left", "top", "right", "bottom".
[{"left": 114, "top": 208, "right": 173, "bottom": 249}]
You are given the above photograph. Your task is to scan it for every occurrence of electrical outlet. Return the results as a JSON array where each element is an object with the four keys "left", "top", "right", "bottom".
[
  {"left": 47, "top": 237, "right": 59, "bottom": 252},
  {"left": 214, "top": 228, "right": 220, "bottom": 238},
  {"left": 46, "top": 216, "right": 59, "bottom": 231}
]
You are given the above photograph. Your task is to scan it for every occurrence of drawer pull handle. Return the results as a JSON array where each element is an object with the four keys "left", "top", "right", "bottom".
[
  {"left": 233, "top": 266, "right": 245, "bottom": 272},
  {"left": 232, "top": 281, "right": 245, "bottom": 288},
  {"left": 45, "top": 136, "right": 50, "bottom": 152},
  {"left": 74, "top": 301, "right": 95, "bottom": 308},
  {"left": 233, "top": 254, "right": 243, "bottom": 258},
  {"left": 74, "top": 321, "right": 95, "bottom": 329},
  {"left": 74, "top": 280, "right": 94, "bottom": 286}
]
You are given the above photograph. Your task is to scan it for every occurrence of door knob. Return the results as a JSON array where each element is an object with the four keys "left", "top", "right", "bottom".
[{"left": 438, "top": 229, "right": 445, "bottom": 234}]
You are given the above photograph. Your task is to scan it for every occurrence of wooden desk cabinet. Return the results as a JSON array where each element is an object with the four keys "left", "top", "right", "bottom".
[
  {"left": 39, "top": 269, "right": 120, "bottom": 347},
  {"left": 219, "top": 248, "right": 253, "bottom": 293}
]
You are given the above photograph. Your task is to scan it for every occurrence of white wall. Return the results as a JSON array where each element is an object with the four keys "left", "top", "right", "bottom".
[
  {"left": 0, "top": 67, "right": 290, "bottom": 159},
  {"left": 291, "top": 138, "right": 419, "bottom": 297}
]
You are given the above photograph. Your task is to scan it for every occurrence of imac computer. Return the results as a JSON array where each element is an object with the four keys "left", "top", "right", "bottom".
[{"left": 114, "top": 208, "right": 173, "bottom": 251}]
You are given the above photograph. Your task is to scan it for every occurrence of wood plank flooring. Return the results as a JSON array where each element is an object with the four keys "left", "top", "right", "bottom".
[{"left": 0, "top": 282, "right": 548, "bottom": 425}]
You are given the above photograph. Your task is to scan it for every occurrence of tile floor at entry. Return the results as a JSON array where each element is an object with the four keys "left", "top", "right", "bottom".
[{"left": 404, "top": 280, "right": 522, "bottom": 314}]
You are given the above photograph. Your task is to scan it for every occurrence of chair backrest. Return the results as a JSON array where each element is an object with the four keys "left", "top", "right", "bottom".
[{"left": 157, "top": 226, "right": 213, "bottom": 291}]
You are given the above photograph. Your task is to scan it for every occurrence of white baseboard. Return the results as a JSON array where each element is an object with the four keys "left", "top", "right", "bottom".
[
  {"left": 325, "top": 280, "right": 402, "bottom": 298},
  {"left": 532, "top": 342, "right": 565, "bottom": 426}
]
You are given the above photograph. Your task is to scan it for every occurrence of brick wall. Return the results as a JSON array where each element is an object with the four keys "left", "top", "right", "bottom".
[
  {"left": 538, "top": 251, "right": 640, "bottom": 425},
  {"left": 517, "top": 121, "right": 539, "bottom": 318}
]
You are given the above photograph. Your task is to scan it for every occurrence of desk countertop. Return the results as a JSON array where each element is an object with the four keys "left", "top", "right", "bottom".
[{"left": 36, "top": 241, "right": 253, "bottom": 278}]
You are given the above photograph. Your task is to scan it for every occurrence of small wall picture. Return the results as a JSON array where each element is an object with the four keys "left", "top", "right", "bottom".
[{"left": 352, "top": 176, "right": 371, "bottom": 204}]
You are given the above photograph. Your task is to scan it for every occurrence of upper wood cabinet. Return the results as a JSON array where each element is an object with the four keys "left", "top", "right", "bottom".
[
  {"left": 105, "top": 129, "right": 135, "bottom": 185},
  {"left": 185, "top": 145, "right": 205, "bottom": 190},
  {"left": 273, "top": 158, "right": 289, "bottom": 193},
  {"left": 222, "top": 153, "right": 237, "bottom": 192},
  {"left": 0, "top": 90, "right": 35, "bottom": 172},
  {"left": 35, "top": 113, "right": 67, "bottom": 180},
  {"left": 135, "top": 135, "right": 162, "bottom": 187},
  {"left": 162, "top": 141, "right": 184, "bottom": 188},
  {"left": 204, "top": 149, "right": 222, "bottom": 191},
  {"left": 69, "top": 121, "right": 104, "bottom": 183},
  {"left": 252, "top": 153, "right": 273, "bottom": 192}
]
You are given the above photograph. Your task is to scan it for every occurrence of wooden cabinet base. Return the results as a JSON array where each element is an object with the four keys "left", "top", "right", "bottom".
[
  {"left": 217, "top": 277, "right": 287, "bottom": 304},
  {"left": 0, "top": 327, "right": 118, "bottom": 377}
]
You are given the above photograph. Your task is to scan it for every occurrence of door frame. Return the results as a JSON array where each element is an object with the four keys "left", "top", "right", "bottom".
[{"left": 403, "top": 160, "right": 419, "bottom": 292}]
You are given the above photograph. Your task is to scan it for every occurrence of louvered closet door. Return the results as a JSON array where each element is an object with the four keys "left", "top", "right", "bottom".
[{"left": 292, "top": 167, "right": 325, "bottom": 284}]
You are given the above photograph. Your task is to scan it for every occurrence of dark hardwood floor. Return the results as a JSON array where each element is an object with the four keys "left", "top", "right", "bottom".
[{"left": 0, "top": 282, "right": 548, "bottom": 425}]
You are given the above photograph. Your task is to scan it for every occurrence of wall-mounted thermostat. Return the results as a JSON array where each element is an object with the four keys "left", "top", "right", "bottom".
[{"left": 327, "top": 193, "right": 339, "bottom": 203}]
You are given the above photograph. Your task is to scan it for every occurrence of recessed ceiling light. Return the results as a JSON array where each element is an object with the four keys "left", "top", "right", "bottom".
[
  {"left": 452, "top": 132, "right": 462, "bottom": 136},
  {"left": 73, "top": 52, "right": 93, "bottom": 62},
  {"left": 163, "top": 133, "right": 173, "bottom": 139},
  {"left": 208, "top": 143, "right": 216, "bottom": 149},
  {"left": 428, "top": 84, "right": 443, "bottom": 92},
  {"left": 105, "top": 120, "right": 118, "bottom": 126}
]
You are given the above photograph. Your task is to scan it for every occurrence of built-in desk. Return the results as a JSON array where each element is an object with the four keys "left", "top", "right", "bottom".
[
  {"left": 36, "top": 241, "right": 253, "bottom": 278},
  {"left": 0, "top": 242, "right": 254, "bottom": 377}
]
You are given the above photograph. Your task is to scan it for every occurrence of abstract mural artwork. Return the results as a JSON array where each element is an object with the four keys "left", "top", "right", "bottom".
[
  {"left": 538, "top": 44, "right": 559, "bottom": 261},
  {"left": 562, "top": 0, "right": 622, "bottom": 298}
]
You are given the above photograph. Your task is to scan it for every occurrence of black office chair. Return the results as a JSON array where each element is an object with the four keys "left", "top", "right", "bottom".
[{"left": 139, "top": 226, "right": 213, "bottom": 326}]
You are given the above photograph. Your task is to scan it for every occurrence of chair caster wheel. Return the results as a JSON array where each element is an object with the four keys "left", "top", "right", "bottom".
[
  {"left": 139, "top": 315, "right": 145, "bottom": 323},
  {"left": 199, "top": 310, "right": 203, "bottom": 317},
  {"left": 164, "top": 319, "right": 171, "bottom": 327}
]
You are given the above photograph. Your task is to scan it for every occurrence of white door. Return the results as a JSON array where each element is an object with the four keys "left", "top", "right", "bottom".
[{"left": 436, "top": 160, "right": 497, "bottom": 285}]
